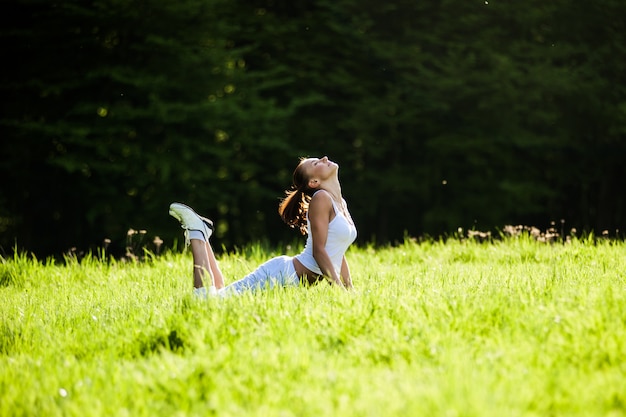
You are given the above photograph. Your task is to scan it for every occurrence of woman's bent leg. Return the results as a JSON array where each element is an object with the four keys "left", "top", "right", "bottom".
[
  {"left": 205, "top": 242, "right": 225, "bottom": 289},
  {"left": 168, "top": 202, "right": 219, "bottom": 296},
  {"left": 190, "top": 239, "right": 213, "bottom": 289}
]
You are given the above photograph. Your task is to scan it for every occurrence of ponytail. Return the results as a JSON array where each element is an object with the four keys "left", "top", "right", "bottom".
[
  {"left": 278, "top": 158, "right": 313, "bottom": 235},
  {"left": 278, "top": 188, "right": 311, "bottom": 234}
]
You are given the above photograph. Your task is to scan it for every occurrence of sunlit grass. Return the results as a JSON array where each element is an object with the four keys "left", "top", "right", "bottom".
[{"left": 1, "top": 236, "right": 625, "bottom": 416}]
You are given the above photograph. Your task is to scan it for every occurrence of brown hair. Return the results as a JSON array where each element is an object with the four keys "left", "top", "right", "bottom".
[{"left": 278, "top": 158, "right": 315, "bottom": 235}]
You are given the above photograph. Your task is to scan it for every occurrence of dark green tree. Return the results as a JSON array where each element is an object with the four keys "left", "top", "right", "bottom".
[
  {"left": 1, "top": 0, "right": 625, "bottom": 257},
  {"left": 1, "top": 0, "right": 249, "bottom": 255}
]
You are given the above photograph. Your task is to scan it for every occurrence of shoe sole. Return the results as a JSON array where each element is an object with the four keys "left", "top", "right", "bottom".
[
  {"left": 169, "top": 203, "right": 214, "bottom": 230},
  {"left": 169, "top": 202, "right": 195, "bottom": 223}
]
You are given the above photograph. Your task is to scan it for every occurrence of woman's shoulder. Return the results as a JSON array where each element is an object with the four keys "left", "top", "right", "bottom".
[
  {"left": 310, "top": 189, "right": 331, "bottom": 201},
  {"left": 309, "top": 189, "right": 333, "bottom": 209}
]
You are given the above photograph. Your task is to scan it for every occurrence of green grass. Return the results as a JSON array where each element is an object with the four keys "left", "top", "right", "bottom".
[{"left": 1, "top": 236, "right": 625, "bottom": 417}]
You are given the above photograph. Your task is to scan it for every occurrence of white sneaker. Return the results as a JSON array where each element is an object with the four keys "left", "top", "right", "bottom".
[{"left": 169, "top": 202, "right": 214, "bottom": 244}]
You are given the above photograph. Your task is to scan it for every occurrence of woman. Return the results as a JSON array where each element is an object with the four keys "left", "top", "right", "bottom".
[{"left": 169, "top": 156, "right": 357, "bottom": 297}]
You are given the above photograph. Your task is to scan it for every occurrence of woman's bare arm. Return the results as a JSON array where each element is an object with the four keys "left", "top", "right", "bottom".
[{"left": 308, "top": 191, "right": 345, "bottom": 289}]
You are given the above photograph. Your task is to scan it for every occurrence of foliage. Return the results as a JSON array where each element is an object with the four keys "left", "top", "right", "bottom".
[
  {"left": 1, "top": 0, "right": 625, "bottom": 257},
  {"left": 1, "top": 239, "right": 625, "bottom": 416}
]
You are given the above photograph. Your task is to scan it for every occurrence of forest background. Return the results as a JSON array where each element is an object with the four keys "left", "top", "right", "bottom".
[{"left": 1, "top": 0, "right": 625, "bottom": 258}]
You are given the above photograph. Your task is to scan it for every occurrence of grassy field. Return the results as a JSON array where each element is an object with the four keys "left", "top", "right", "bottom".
[{"left": 1, "top": 235, "right": 625, "bottom": 417}]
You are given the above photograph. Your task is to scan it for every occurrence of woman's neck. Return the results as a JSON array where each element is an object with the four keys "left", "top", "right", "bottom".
[{"left": 320, "top": 179, "right": 342, "bottom": 203}]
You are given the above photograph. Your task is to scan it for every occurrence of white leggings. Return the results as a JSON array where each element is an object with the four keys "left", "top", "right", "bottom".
[{"left": 218, "top": 255, "right": 299, "bottom": 296}]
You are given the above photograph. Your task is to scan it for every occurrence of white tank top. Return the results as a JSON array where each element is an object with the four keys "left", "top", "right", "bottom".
[{"left": 295, "top": 192, "right": 357, "bottom": 276}]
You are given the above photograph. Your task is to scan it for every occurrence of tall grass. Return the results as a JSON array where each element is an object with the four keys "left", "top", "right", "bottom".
[{"left": 1, "top": 236, "right": 625, "bottom": 416}]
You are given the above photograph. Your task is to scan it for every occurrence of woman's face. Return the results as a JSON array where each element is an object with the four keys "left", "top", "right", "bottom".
[{"left": 302, "top": 156, "right": 338, "bottom": 182}]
